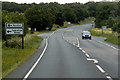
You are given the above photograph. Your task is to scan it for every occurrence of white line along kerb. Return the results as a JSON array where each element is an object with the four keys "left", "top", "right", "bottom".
[
  {"left": 96, "top": 40, "right": 118, "bottom": 50},
  {"left": 77, "top": 38, "right": 79, "bottom": 47},
  {"left": 23, "top": 32, "right": 55, "bottom": 80}
]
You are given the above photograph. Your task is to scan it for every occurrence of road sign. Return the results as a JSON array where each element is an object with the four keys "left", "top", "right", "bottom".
[
  {"left": 5, "top": 23, "right": 24, "bottom": 49},
  {"left": 34, "top": 28, "right": 36, "bottom": 32},
  {"left": 46, "top": 27, "right": 49, "bottom": 30},
  {"left": 102, "top": 26, "right": 107, "bottom": 30},
  {"left": 5, "top": 23, "right": 24, "bottom": 35},
  {"left": 6, "top": 29, "right": 23, "bottom": 35},
  {"left": 92, "top": 21, "right": 94, "bottom": 24},
  {"left": 28, "top": 27, "right": 31, "bottom": 30},
  {"left": 6, "top": 23, "right": 23, "bottom": 28},
  {"left": 68, "top": 22, "right": 71, "bottom": 25}
]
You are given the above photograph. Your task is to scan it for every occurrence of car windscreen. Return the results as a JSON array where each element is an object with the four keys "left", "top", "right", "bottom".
[{"left": 83, "top": 32, "right": 91, "bottom": 35}]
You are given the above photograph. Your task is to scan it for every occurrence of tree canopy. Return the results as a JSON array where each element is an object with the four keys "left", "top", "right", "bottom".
[{"left": 2, "top": 1, "right": 120, "bottom": 40}]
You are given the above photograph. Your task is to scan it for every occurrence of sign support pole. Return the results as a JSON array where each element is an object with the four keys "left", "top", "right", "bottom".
[
  {"left": 22, "top": 35, "right": 24, "bottom": 49},
  {"left": 6, "top": 35, "right": 7, "bottom": 48},
  {"left": 102, "top": 29, "right": 103, "bottom": 34}
]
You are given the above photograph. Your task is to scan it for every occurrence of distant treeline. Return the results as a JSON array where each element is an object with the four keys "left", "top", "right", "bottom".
[{"left": 2, "top": 1, "right": 120, "bottom": 39}]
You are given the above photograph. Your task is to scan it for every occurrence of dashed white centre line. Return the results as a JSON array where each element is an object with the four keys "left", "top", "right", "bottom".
[
  {"left": 82, "top": 50, "right": 85, "bottom": 53},
  {"left": 23, "top": 31, "right": 55, "bottom": 80},
  {"left": 85, "top": 54, "right": 90, "bottom": 58},
  {"left": 96, "top": 65, "right": 105, "bottom": 73},
  {"left": 106, "top": 76, "right": 112, "bottom": 80}
]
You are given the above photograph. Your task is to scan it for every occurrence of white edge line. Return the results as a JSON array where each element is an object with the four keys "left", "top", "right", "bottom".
[
  {"left": 77, "top": 38, "right": 79, "bottom": 47},
  {"left": 23, "top": 32, "right": 54, "bottom": 80},
  {"left": 95, "top": 40, "right": 118, "bottom": 50},
  {"left": 96, "top": 65, "right": 105, "bottom": 73}
]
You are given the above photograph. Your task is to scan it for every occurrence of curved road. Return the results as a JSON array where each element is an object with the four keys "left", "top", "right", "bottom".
[
  {"left": 5, "top": 24, "right": 118, "bottom": 80},
  {"left": 27, "top": 24, "right": 118, "bottom": 79}
]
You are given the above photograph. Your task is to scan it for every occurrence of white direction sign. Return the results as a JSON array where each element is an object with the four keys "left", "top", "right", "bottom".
[
  {"left": 6, "top": 23, "right": 23, "bottom": 28},
  {"left": 6, "top": 29, "right": 23, "bottom": 35},
  {"left": 102, "top": 26, "right": 107, "bottom": 30},
  {"left": 5, "top": 23, "right": 24, "bottom": 35}
]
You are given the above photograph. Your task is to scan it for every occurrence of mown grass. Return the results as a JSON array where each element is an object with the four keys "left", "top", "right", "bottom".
[
  {"left": 90, "top": 28, "right": 120, "bottom": 45},
  {"left": 2, "top": 36, "right": 43, "bottom": 78}
]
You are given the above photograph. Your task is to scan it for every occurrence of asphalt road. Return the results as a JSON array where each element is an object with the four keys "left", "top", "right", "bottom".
[
  {"left": 26, "top": 24, "right": 118, "bottom": 79},
  {"left": 5, "top": 24, "right": 118, "bottom": 80}
]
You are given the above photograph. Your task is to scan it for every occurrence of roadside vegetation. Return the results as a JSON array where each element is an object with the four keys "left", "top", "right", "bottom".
[
  {"left": 79, "top": 17, "right": 95, "bottom": 25},
  {"left": 51, "top": 23, "right": 77, "bottom": 31},
  {"left": 2, "top": 35, "right": 43, "bottom": 78},
  {"left": 90, "top": 28, "right": 120, "bottom": 45},
  {"left": 1, "top": 1, "right": 120, "bottom": 78}
]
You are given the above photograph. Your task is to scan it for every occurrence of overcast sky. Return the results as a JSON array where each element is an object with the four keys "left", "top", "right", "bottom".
[{"left": 1, "top": 0, "right": 114, "bottom": 4}]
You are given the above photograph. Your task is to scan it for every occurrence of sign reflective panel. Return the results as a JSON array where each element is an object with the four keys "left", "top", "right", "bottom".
[
  {"left": 5, "top": 23, "right": 24, "bottom": 35},
  {"left": 6, "top": 29, "right": 23, "bottom": 35}
]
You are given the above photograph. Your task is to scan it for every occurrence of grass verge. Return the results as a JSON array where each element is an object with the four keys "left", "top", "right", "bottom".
[
  {"left": 2, "top": 36, "right": 43, "bottom": 78},
  {"left": 90, "top": 28, "right": 120, "bottom": 45}
]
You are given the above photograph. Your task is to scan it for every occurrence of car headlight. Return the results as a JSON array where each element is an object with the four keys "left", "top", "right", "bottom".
[{"left": 83, "top": 35, "right": 85, "bottom": 37}]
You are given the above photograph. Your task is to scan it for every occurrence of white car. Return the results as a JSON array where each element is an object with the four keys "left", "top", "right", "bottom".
[{"left": 82, "top": 31, "right": 91, "bottom": 40}]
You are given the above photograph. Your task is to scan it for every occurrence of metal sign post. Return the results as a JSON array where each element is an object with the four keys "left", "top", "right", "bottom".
[
  {"left": 102, "top": 26, "right": 107, "bottom": 34},
  {"left": 5, "top": 23, "right": 24, "bottom": 49}
]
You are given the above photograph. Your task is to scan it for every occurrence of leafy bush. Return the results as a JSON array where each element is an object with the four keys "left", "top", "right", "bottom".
[{"left": 2, "top": 36, "right": 22, "bottom": 48}]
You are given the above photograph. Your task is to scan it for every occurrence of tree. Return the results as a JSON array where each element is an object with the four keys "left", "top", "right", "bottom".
[
  {"left": 63, "top": 8, "right": 77, "bottom": 23},
  {"left": 95, "top": 3, "right": 118, "bottom": 28},
  {"left": 25, "top": 6, "right": 55, "bottom": 31},
  {"left": 2, "top": 10, "right": 28, "bottom": 40},
  {"left": 85, "top": 2, "right": 97, "bottom": 17}
]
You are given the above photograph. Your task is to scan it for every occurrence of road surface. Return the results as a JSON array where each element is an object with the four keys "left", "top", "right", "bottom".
[{"left": 6, "top": 24, "right": 118, "bottom": 80}]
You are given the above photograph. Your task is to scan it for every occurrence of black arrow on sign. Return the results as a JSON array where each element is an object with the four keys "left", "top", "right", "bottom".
[{"left": 7, "top": 30, "right": 11, "bottom": 33}]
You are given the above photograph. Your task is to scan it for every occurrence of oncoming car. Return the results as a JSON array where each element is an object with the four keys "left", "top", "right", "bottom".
[{"left": 82, "top": 31, "right": 91, "bottom": 40}]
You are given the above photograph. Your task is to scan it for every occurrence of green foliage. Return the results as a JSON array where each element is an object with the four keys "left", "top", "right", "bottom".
[
  {"left": 85, "top": 2, "right": 97, "bottom": 17},
  {"left": 63, "top": 7, "right": 77, "bottom": 23},
  {"left": 2, "top": 36, "right": 43, "bottom": 78},
  {"left": 90, "top": 28, "right": 119, "bottom": 45},
  {"left": 2, "top": 10, "right": 28, "bottom": 40},
  {"left": 25, "top": 6, "right": 55, "bottom": 31},
  {"left": 2, "top": 2, "right": 32, "bottom": 13},
  {"left": 79, "top": 17, "right": 95, "bottom": 25},
  {"left": 95, "top": 2, "right": 119, "bottom": 33},
  {"left": 2, "top": 1, "right": 120, "bottom": 35}
]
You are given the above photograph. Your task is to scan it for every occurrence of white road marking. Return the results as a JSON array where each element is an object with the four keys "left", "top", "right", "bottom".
[
  {"left": 96, "top": 65, "right": 105, "bottom": 73},
  {"left": 79, "top": 48, "right": 82, "bottom": 50},
  {"left": 87, "top": 58, "right": 98, "bottom": 64},
  {"left": 77, "top": 38, "right": 79, "bottom": 47},
  {"left": 82, "top": 50, "right": 85, "bottom": 53},
  {"left": 106, "top": 76, "right": 112, "bottom": 80},
  {"left": 85, "top": 54, "right": 90, "bottom": 58},
  {"left": 23, "top": 32, "right": 55, "bottom": 80},
  {"left": 95, "top": 40, "right": 118, "bottom": 50}
]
